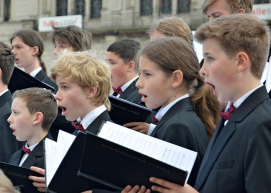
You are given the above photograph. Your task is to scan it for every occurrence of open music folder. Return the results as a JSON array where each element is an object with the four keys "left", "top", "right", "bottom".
[
  {"left": 45, "top": 123, "right": 197, "bottom": 192},
  {"left": 78, "top": 122, "right": 197, "bottom": 190},
  {"left": 0, "top": 162, "right": 42, "bottom": 193},
  {"left": 8, "top": 67, "right": 56, "bottom": 93}
]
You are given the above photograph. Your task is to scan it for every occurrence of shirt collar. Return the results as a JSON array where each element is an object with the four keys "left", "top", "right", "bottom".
[
  {"left": 78, "top": 105, "right": 107, "bottom": 130},
  {"left": 29, "top": 67, "right": 42, "bottom": 77},
  {"left": 0, "top": 89, "right": 8, "bottom": 97},
  {"left": 225, "top": 85, "right": 263, "bottom": 112},
  {"left": 25, "top": 142, "right": 38, "bottom": 151},
  {"left": 155, "top": 93, "right": 189, "bottom": 121},
  {"left": 121, "top": 76, "right": 139, "bottom": 92}
]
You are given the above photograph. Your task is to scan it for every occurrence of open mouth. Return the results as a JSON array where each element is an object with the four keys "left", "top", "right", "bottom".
[
  {"left": 58, "top": 105, "right": 67, "bottom": 116},
  {"left": 139, "top": 92, "right": 148, "bottom": 102},
  {"left": 15, "top": 58, "right": 19, "bottom": 63},
  {"left": 206, "top": 82, "right": 216, "bottom": 96}
]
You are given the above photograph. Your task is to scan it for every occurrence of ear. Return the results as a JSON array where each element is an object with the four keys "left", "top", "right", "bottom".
[
  {"left": 32, "top": 46, "right": 39, "bottom": 56},
  {"left": 33, "top": 112, "right": 44, "bottom": 126},
  {"left": 238, "top": 9, "right": 245, "bottom": 14},
  {"left": 237, "top": 52, "right": 249, "bottom": 73},
  {"left": 127, "top": 61, "right": 136, "bottom": 72},
  {"left": 86, "top": 87, "right": 98, "bottom": 99},
  {"left": 171, "top": 70, "right": 183, "bottom": 88}
]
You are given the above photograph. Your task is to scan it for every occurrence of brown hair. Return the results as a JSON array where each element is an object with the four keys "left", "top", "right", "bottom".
[
  {"left": 13, "top": 88, "right": 58, "bottom": 131},
  {"left": 137, "top": 37, "right": 220, "bottom": 139},
  {"left": 0, "top": 170, "right": 20, "bottom": 193},
  {"left": 49, "top": 25, "right": 92, "bottom": 51},
  {"left": 195, "top": 14, "right": 270, "bottom": 79},
  {"left": 10, "top": 29, "right": 47, "bottom": 74},
  {"left": 202, "top": 0, "right": 252, "bottom": 14},
  {"left": 0, "top": 42, "right": 15, "bottom": 85},
  {"left": 51, "top": 51, "right": 111, "bottom": 110},
  {"left": 148, "top": 16, "right": 192, "bottom": 44}
]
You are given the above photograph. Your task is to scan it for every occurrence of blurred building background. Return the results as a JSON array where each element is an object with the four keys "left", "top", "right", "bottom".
[{"left": 0, "top": 0, "right": 270, "bottom": 72}]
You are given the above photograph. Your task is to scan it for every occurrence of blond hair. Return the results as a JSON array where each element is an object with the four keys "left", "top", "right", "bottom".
[
  {"left": 148, "top": 16, "right": 192, "bottom": 44},
  {"left": 0, "top": 170, "right": 20, "bottom": 193},
  {"left": 51, "top": 51, "right": 111, "bottom": 110},
  {"left": 138, "top": 37, "right": 220, "bottom": 139},
  {"left": 195, "top": 14, "right": 270, "bottom": 79},
  {"left": 202, "top": 0, "right": 252, "bottom": 14}
]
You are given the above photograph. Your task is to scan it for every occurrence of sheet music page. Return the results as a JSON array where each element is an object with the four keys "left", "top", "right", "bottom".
[
  {"left": 98, "top": 121, "right": 197, "bottom": 182},
  {"left": 265, "top": 59, "right": 271, "bottom": 92},
  {"left": 45, "top": 130, "right": 76, "bottom": 186},
  {"left": 261, "top": 62, "right": 270, "bottom": 83}
]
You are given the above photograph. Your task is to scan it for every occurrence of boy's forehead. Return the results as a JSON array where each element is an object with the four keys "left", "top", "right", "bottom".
[{"left": 206, "top": 0, "right": 231, "bottom": 15}]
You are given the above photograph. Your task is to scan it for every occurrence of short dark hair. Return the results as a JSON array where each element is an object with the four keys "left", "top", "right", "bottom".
[
  {"left": 0, "top": 42, "right": 15, "bottom": 85},
  {"left": 13, "top": 88, "right": 58, "bottom": 131},
  {"left": 107, "top": 39, "right": 141, "bottom": 64}
]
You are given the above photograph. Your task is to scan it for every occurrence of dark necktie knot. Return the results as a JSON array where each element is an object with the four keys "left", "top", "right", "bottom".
[
  {"left": 151, "top": 116, "right": 160, "bottom": 124},
  {"left": 22, "top": 146, "right": 31, "bottom": 155},
  {"left": 220, "top": 104, "right": 236, "bottom": 121},
  {"left": 71, "top": 121, "right": 85, "bottom": 132},
  {"left": 113, "top": 87, "right": 122, "bottom": 96}
]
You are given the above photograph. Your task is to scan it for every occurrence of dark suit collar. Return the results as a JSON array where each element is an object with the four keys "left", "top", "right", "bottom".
[
  {"left": 0, "top": 90, "right": 12, "bottom": 107},
  {"left": 119, "top": 78, "right": 138, "bottom": 99},
  {"left": 21, "top": 133, "right": 52, "bottom": 168},
  {"left": 150, "top": 98, "right": 192, "bottom": 137},
  {"left": 34, "top": 69, "right": 46, "bottom": 81},
  {"left": 194, "top": 86, "right": 269, "bottom": 190},
  {"left": 84, "top": 111, "right": 111, "bottom": 135}
]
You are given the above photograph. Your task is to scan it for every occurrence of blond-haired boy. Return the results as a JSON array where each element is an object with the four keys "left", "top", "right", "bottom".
[{"left": 29, "top": 51, "right": 112, "bottom": 192}]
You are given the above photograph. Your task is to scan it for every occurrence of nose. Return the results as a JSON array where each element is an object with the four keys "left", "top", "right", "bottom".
[
  {"left": 199, "top": 61, "right": 207, "bottom": 77},
  {"left": 7, "top": 114, "right": 12, "bottom": 123},
  {"left": 54, "top": 90, "right": 61, "bottom": 101},
  {"left": 136, "top": 75, "right": 142, "bottom": 88}
]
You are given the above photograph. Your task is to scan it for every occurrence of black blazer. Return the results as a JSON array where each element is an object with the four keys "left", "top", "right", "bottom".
[
  {"left": 73, "top": 110, "right": 112, "bottom": 135},
  {"left": 34, "top": 69, "right": 58, "bottom": 92},
  {"left": 119, "top": 78, "right": 144, "bottom": 106},
  {"left": 194, "top": 86, "right": 271, "bottom": 193},
  {"left": 8, "top": 133, "right": 53, "bottom": 169},
  {"left": 150, "top": 98, "right": 208, "bottom": 186},
  {"left": 0, "top": 90, "right": 23, "bottom": 163}
]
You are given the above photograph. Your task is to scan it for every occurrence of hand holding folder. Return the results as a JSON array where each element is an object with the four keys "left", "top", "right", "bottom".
[{"left": 45, "top": 123, "right": 197, "bottom": 193}]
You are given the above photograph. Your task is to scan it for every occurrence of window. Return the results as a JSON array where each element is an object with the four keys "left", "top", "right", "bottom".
[
  {"left": 90, "top": 0, "right": 102, "bottom": 18},
  {"left": 140, "top": 0, "right": 153, "bottom": 16},
  {"left": 76, "top": 0, "right": 85, "bottom": 17},
  {"left": 160, "top": 0, "right": 172, "bottom": 14},
  {"left": 177, "top": 0, "right": 191, "bottom": 13},
  {"left": 57, "top": 0, "right": 68, "bottom": 16},
  {"left": 4, "top": 0, "right": 11, "bottom": 21}
]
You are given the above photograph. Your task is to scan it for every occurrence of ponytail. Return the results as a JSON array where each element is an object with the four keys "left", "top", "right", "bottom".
[
  {"left": 38, "top": 57, "right": 47, "bottom": 75},
  {"left": 190, "top": 76, "right": 221, "bottom": 140}
]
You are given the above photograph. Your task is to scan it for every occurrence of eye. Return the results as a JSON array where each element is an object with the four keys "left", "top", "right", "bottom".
[{"left": 207, "top": 57, "right": 214, "bottom": 62}]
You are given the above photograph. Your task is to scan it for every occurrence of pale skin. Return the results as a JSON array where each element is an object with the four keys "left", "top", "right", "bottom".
[{"left": 123, "top": 122, "right": 150, "bottom": 134}]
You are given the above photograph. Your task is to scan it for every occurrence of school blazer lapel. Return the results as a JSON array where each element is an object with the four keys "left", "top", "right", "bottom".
[
  {"left": 85, "top": 111, "right": 111, "bottom": 135},
  {"left": 0, "top": 90, "right": 12, "bottom": 108},
  {"left": 195, "top": 86, "right": 269, "bottom": 191},
  {"left": 34, "top": 70, "right": 46, "bottom": 81},
  {"left": 21, "top": 140, "right": 43, "bottom": 168},
  {"left": 195, "top": 118, "right": 236, "bottom": 190},
  {"left": 119, "top": 78, "right": 138, "bottom": 99},
  {"left": 150, "top": 98, "right": 192, "bottom": 137}
]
